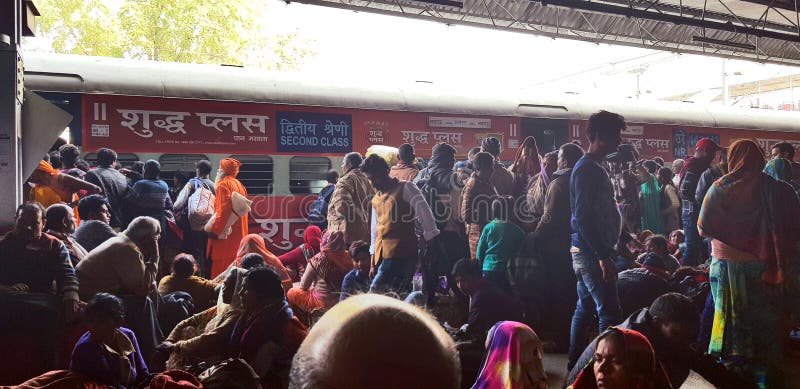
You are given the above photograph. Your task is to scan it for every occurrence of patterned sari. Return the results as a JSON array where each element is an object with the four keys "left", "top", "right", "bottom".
[
  {"left": 472, "top": 321, "right": 547, "bottom": 389},
  {"left": 699, "top": 140, "right": 800, "bottom": 387}
]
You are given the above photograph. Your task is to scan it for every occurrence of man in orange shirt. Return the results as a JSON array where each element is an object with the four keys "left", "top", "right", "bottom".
[{"left": 207, "top": 158, "right": 249, "bottom": 278}]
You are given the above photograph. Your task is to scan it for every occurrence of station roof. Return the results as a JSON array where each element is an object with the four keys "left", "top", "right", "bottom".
[{"left": 293, "top": 0, "right": 800, "bottom": 65}]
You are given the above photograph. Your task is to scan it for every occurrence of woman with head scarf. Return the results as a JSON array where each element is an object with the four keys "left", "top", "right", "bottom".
[
  {"left": 214, "top": 234, "right": 293, "bottom": 291},
  {"left": 509, "top": 136, "right": 542, "bottom": 198},
  {"left": 568, "top": 327, "right": 671, "bottom": 389},
  {"left": 640, "top": 160, "right": 665, "bottom": 235},
  {"left": 286, "top": 230, "right": 352, "bottom": 324},
  {"left": 279, "top": 225, "right": 323, "bottom": 281},
  {"left": 207, "top": 158, "right": 249, "bottom": 278},
  {"left": 472, "top": 321, "right": 548, "bottom": 389},
  {"left": 526, "top": 150, "right": 558, "bottom": 230},
  {"left": 155, "top": 266, "right": 249, "bottom": 370},
  {"left": 698, "top": 139, "right": 800, "bottom": 387}
]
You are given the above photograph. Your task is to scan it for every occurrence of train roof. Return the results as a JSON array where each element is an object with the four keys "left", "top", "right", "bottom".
[{"left": 22, "top": 52, "right": 800, "bottom": 133}]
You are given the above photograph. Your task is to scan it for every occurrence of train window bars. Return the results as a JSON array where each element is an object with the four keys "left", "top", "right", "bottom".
[
  {"left": 230, "top": 155, "right": 274, "bottom": 195},
  {"left": 158, "top": 154, "right": 210, "bottom": 184},
  {"left": 289, "top": 157, "right": 332, "bottom": 195}
]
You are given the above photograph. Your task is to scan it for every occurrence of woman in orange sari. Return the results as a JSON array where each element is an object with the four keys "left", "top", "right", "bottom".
[
  {"left": 286, "top": 230, "right": 352, "bottom": 324},
  {"left": 207, "top": 158, "right": 248, "bottom": 278},
  {"left": 216, "top": 234, "right": 293, "bottom": 292}
]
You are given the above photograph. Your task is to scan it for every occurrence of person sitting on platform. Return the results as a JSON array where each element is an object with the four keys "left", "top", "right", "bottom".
[
  {"left": 340, "top": 240, "right": 372, "bottom": 302},
  {"left": 76, "top": 216, "right": 163, "bottom": 359},
  {"left": 567, "top": 327, "right": 670, "bottom": 389},
  {"left": 290, "top": 294, "right": 460, "bottom": 389},
  {"left": 635, "top": 235, "right": 680, "bottom": 274},
  {"left": 228, "top": 267, "right": 307, "bottom": 387},
  {"left": 450, "top": 258, "right": 520, "bottom": 341},
  {"left": 77, "top": 216, "right": 160, "bottom": 299},
  {"left": 154, "top": 254, "right": 264, "bottom": 371},
  {"left": 287, "top": 230, "right": 351, "bottom": 323},
  {"left": 70, "top": 293, "right": 149, "bottom": 389},
  {"left": 45, "top": 203, "right": 88, "bottom": 266},
  {"left": 158, "top": 253, "right": 219, "bottom": 312},
  {"left": 221, "top": 234, "right": 292, "bottom": 291},
  {"left": 567, "top": 293, "right": 747, "bottom": 388},
  {"left": 0, "top": 202, "right": 81, "bottom": 371},
  {"left": 279, "top": 225, "right": 322, "bottom": 282},
  {"left": 471, "top": 321, "right": 548, "bottom": 389},
  {"left": 73, "top": 194, "right": 117, "bottom": 253}
]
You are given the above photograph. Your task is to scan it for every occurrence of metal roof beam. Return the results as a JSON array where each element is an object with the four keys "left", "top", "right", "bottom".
[{"left": 530, "top": 0, "right": 800, "bottom": 41}]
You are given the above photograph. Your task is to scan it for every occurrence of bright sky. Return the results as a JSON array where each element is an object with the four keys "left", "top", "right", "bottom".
[{"left": 260, "top": 1, "right": 800, "bottom": 105}]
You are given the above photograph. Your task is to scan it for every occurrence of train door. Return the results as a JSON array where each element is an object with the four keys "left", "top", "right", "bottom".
[{"left": 520, "top": 118, "right": 569, "bottom": 154}]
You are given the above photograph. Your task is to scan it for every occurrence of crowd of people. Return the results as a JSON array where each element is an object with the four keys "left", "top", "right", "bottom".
[{"left": 2, "top": 110, "right": 800, "bottom": 388}]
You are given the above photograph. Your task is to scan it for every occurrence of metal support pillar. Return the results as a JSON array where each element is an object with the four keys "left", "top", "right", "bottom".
[{"left": 0, "top": 0, "right": 24, "bottom": 229}]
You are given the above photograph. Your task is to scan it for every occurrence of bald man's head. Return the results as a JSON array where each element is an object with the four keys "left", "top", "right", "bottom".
[
  {"left": 45, "top": 203, "right": 76, "bottom": 234},
  {"left": 289, "top": 294, "right": 460, "bottom": 389}
]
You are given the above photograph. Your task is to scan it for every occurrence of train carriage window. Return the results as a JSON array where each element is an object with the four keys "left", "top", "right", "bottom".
[
  {"left": 158, "top": 154, "right": 210, "bottom": 184},
  {"left": 83, "top": 153, "right": 140, "bottom": 169},
  {"left": 290, "top": 157, "right": 332, "bottom": 195},
  {"left": 230, "top": 155, "right": 273, "bottom": 195}
]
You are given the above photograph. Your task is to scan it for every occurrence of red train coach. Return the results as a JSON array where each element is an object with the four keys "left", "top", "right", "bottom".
[{"left": 23, "top": 53, "right": 800, "bottom": 253}]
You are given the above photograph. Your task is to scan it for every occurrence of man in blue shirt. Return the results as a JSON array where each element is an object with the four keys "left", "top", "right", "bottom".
[{"left": 567, "top": 110, "right": 625, "bottom": 369}]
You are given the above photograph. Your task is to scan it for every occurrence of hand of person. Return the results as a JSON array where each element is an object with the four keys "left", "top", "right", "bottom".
[
  {"left": 141, "top": 237, "right": 159, "bottom": 262},
  {"left": 156, "top": 341, "right": 176, "bottom": 354},
  {"left": 369, "top": 264, "right": 377, "bottom": 280},
  {"left": 63, "top": 299, "right": 83, "bottom": 324},
  {"left": 599, "top": 259, "right": 617, "bottom": 282},
  {"left": 10, "top": 283, "right": 30, "bottom": 292}
]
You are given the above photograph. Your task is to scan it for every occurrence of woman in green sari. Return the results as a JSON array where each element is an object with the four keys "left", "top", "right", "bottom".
[{"left": 639, "top": 160, "right": 664, "bottom": 235}]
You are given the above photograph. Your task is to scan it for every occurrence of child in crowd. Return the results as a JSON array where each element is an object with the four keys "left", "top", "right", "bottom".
[
  {"left": 669, "top": 229, "right": 686, "bottom": 259},
  {"left": 476, "top": 196, "right": 525, "bottom": 293},
  {"left": 340, "top": 241, "right": 372, "bottom": 302},
  {"left": 158, "top": 253, "right": 219, "bottom": 311},
  {"left": 637, "top": 235, "right": 681, "bottom": 274},
  {"left": 70, "top": 293, "right": 150, "bottom": 389}
]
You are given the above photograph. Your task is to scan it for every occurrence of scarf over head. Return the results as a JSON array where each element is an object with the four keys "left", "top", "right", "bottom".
[
  {"left": 472, "top": 321, "right": 548, "bottom": 389},
  {"left": 699, "top": 139, "right": 800, "bottom": 284},
  {"left": 321, "top": 229, "right": 346, "bottom": 253},
  {"left": 764, "top": 157, "right": 790, "bottom": 181},
  {"left": 37, "top": 160, "right": 59, "bottom": 176},
  {"left": 220, "top": 158, "right": 241, "bottom": 177},
  {"left": 310, "top": 230, "right": 351, "bottom": 288},
  {"left": 569, "top": 327, "right": 669, "bottom": 389},
  {"left": 510, "top": 136, "right": 541, "bottom": 178},
  {"left": 235, "top": 234, "right": 292, "bottom": 290},
  {"left": 304, "top": 225, "right": 323, "bottom": 251}
]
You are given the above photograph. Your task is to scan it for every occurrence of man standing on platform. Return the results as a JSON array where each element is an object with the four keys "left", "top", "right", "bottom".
[
  {"left": 328, "top": 152, "right": 375, "bottom": 245},
  {"left": 567, "top": 111, "right": 624, "bottom": 370},
  {"left": 678, "top": 138, "right": 720, "bottom": 266},
  {"left": 361, "top": 155, "right": 439, "bottom": 295},
  {"left": 207, "top": 158, "right": 249, "bottom": 278}
]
